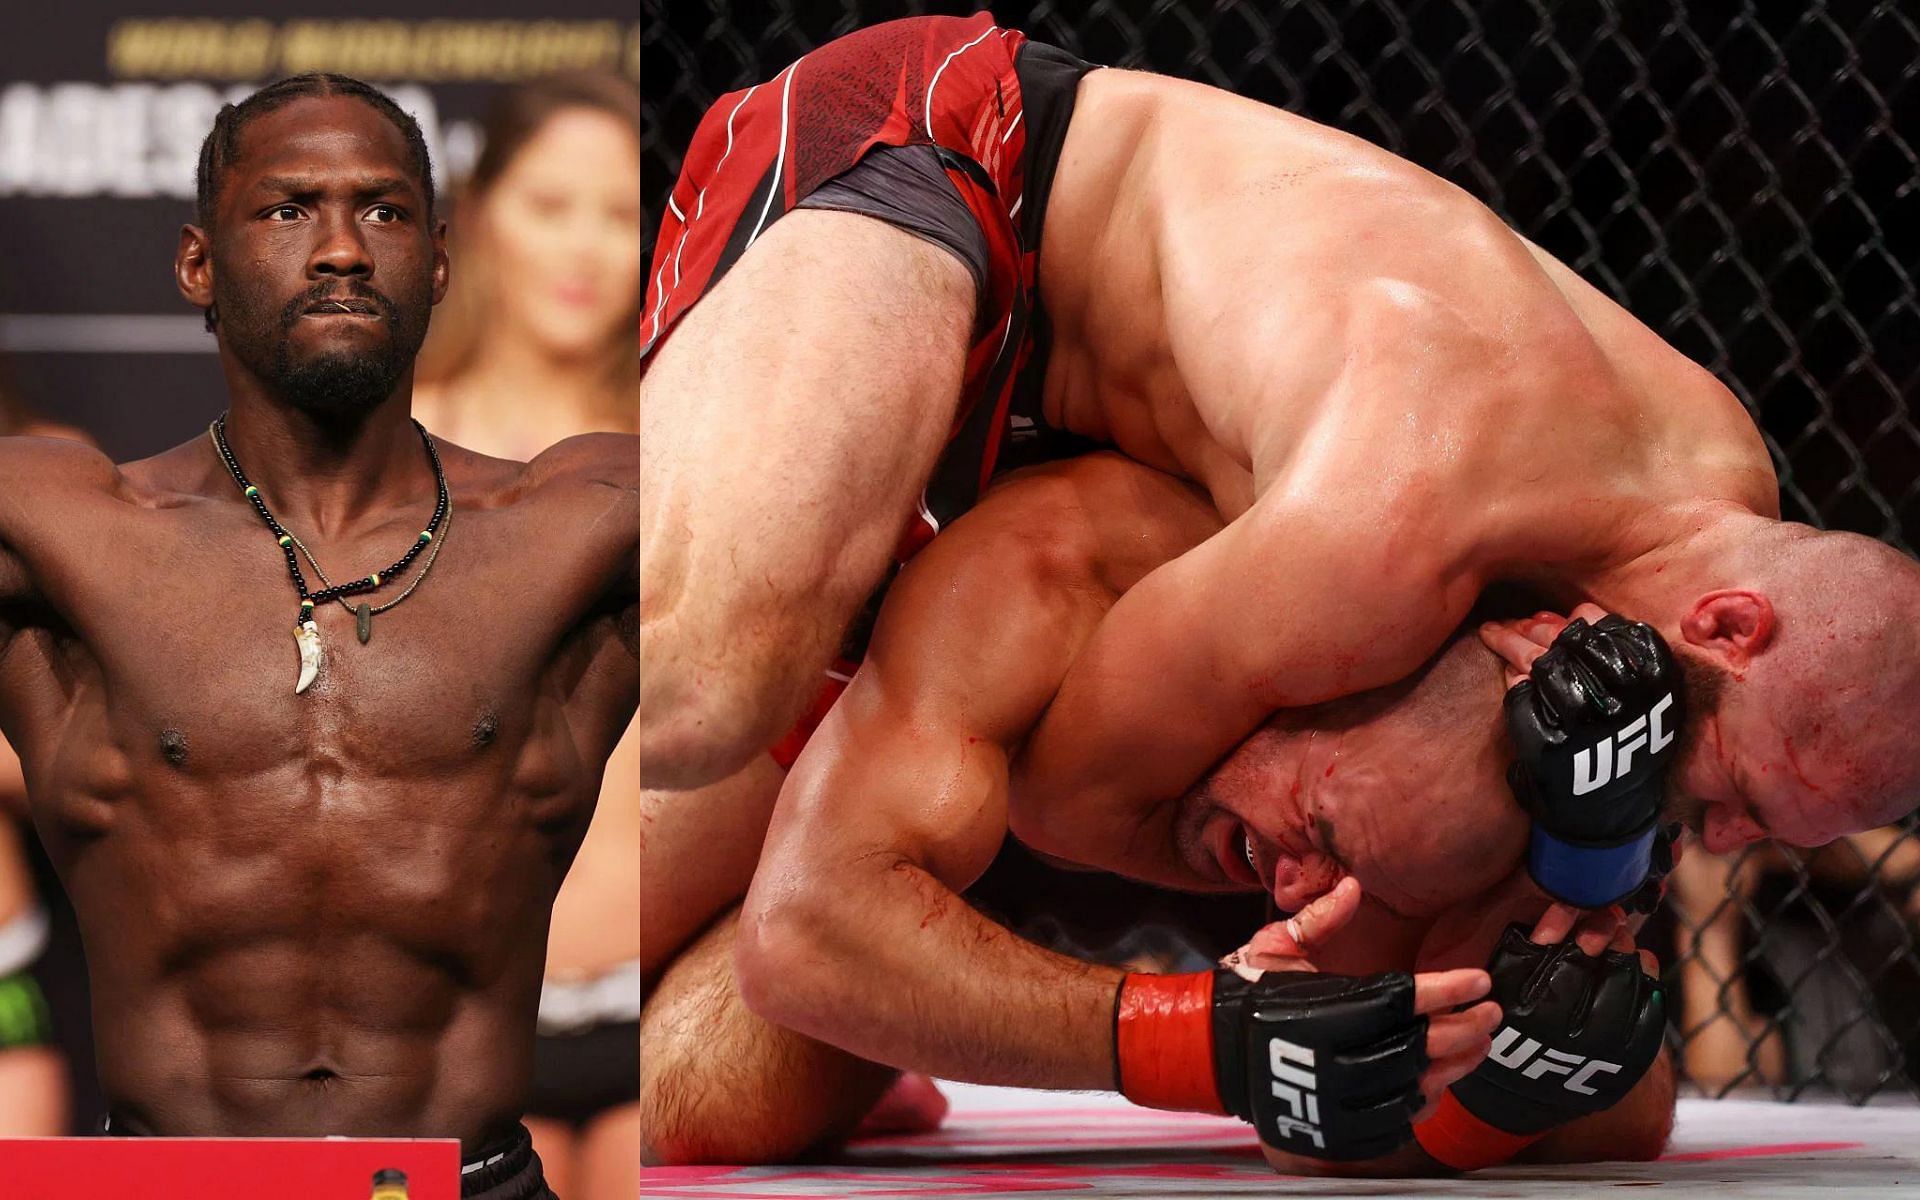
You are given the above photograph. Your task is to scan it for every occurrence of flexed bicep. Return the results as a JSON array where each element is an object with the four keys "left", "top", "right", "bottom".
[{"left": 1013, "top": 491, "right": 1484, "bottom": 887}]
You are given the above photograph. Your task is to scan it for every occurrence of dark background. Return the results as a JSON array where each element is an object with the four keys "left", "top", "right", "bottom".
[{"left": 642, "top": 0, "right": 1920, "bottom": 1102}]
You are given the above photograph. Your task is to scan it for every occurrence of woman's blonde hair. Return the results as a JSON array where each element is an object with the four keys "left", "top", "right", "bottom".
[{"left": 416, "top": 72, "right": 642, "bottom": 427}]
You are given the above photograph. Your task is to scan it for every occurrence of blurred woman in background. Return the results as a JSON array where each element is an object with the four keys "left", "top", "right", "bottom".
[
  {"left": 414, "top": 71, "right": 641, "bottom": 457},
  {"left": 413, "top": 72, "right": 642, "bottom": 1200},
  {"left": 1, "top": 384, "right": 83, "bottom": 1134}
]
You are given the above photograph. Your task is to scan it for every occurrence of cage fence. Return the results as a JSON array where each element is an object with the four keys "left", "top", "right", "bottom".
[{"left": 642, "top": 0, "right": 1920, "bottom": 1103}]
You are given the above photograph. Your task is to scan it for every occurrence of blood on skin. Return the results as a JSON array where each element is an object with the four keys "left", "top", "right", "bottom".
[
  {"left": 892, "top": 859, "right": 954, "bottom": 930},
  {"left": 1778, "top": 734, "right": 1824, "bottom": 795}
]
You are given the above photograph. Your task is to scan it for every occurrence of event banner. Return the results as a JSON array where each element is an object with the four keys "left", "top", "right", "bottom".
[{"left": 0, "top": 3, "right": 636, "bottom": 458}]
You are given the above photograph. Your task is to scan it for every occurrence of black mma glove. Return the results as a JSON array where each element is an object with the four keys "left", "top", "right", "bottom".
[
  {"left": 1452, "top": 924, "right": 1665, "bottom": 1132},
  {"left": 1505, "top": 614, "right": 1684, "bottom": 907},
  {"left": 1414, "top": 923, "right": 1666, "bottom": 1170},
  {"left": 1116, "top": 969, "right": 1427, "bottom": 1161}
]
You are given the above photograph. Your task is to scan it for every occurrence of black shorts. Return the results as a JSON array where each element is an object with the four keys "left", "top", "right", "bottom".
[
  {"left": 102, "top": 1115, "right": 557, "bottom": 1199},
  {"left": 460, "top": 1123, "right": 558, "bottom": 1200},
  {"left": 526, "top": 1018, "right": 640, "bottom": 1129}
]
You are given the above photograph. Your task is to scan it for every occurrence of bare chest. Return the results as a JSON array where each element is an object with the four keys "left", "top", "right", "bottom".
[{"left": 8, "top": 498, "right": 619, "bottom": 844}]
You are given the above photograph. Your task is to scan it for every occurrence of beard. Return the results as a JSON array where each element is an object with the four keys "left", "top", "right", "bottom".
[{"left": 215, "top": 272, "right": 432, "bottom": 417}]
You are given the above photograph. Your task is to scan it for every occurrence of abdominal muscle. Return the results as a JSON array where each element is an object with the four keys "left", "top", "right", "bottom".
[
  {"left": 46, "top": 758, "right": 567, "bottom": 1150},
  {"left": 88, "top": 931, "right": 540, "bottom": 1149}
]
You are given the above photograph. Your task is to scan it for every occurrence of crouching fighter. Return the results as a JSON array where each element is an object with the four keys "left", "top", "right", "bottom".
[
  {"left": 642, "top": 453, "right": 1686, "bottom": 1172},
  {"left": 641, "top": 13, "right": 1920, "bottom": 824}
]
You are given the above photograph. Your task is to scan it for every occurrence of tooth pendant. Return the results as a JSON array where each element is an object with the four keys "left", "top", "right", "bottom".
[{"left": 294, "top": 620, "right": 323, "bottom": 694}]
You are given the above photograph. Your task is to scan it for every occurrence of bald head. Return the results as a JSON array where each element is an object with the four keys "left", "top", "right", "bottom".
[{"left": 1672, "top": 521, "right": 1920, "bottom": 849}]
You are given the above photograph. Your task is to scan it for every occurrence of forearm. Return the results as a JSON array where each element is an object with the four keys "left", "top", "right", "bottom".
[
  {"left": 1013, "top": 511, "right": 1460, "bottom": 864},
  {"left": 741, "top": 854, "right": 1122, "bottom": 1091},
  {"left": 0, "top": 818, "right": 34, "bottom": 923},
  {"left": 0, "top": 736, "right": 24, "bottom": 818},
  {"left": 1012, "top": 585, "right": 1247, "bottom": 868},
  {"left": 0, "top": 1046, "right": 65, "bottom": 1136},
  {"left": 1519, "top": 1048, "right": 1676, "bottom": 1164}
]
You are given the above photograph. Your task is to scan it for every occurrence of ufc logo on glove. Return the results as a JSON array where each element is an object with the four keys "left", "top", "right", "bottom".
[
  {"left": 1265, "top": 1036, "right": 1326, "bottom": 1150},
  {"left": 1486, "top": 1026, "right": 1624, "bottom": 1095},
  {"left": 1505, "top": 616, "right": 1685, "bottom": 907},
  {"left": 1570, "top": 692, "right": 1675, "bottom": 795}
]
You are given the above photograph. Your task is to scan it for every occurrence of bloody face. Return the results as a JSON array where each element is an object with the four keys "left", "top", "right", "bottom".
[{"left": 1175, "top": 633, "right": 1529, "bottom": 918}]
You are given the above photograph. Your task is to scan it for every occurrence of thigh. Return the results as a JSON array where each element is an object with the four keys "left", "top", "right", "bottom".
[
  {"left": 641, "top": 755, "right": 784, "bottom": 984},
  {"left": 522, "top": 1116, "right": 574, "bottom": 1200},
  {"left": 640, "top": 906, "right": 896, "bottom": 1165},
  {"left": 641, "top": 209, "right": 974, "bottom": 592},
  {"left": 640, "top": 211, "right": 975, "bottom": 743},
  {"left": 573, "top": 1101, "right": 642, "bottom": 1200}
]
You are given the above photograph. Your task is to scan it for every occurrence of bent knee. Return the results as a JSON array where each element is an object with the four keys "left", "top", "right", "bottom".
[
  {"left": 638, "top": 1056, "right": 824, "bottom": 1166},
  {"left": 637, "top": 703, "right": 776, "bottom": 791},
  {"left": 638, "top": 616, "right": 843, "bottom": 790}
]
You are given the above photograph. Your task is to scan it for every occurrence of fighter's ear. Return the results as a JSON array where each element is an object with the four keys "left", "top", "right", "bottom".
[
  {"left": 177, "top": 224, "right": 214, "bottom": 312},
  {"left": 1679, "top": 589, "right": 1774, "bottom": 666}
]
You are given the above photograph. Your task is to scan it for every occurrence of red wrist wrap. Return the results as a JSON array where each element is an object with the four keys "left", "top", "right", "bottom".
[
  {"left": 1114, "top": 972, "right": 1226, "bottom": 1115},
  {"left": 1413, "top": 1091, "right": 1545, "bottom": 1171}
]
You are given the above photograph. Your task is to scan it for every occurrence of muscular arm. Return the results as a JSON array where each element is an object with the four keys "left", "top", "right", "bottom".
[
  {"left": 1013, "top": 484, "right": 1483, "bottom": 886},
  {"left": 526, "top": 432, "right": 640, "bottom": 623},
  {"left": 737, "top": 459, "right": 1218, "bottom": 1087},
  {"left": 0, "top": 447, "right": 35, "bottom": 655},
  {"left": 0, "top": 437, "right": 113, "bottom": 683}
]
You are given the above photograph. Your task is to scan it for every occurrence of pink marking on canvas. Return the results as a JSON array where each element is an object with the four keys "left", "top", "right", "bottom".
[
  {"left": 850, "top": 1128, "right": 1256, "bottom": 1150},
  {"left": 1659, "top": 1140, "right": 1860, "bottom": 1163},
  {"left": 882, "top": 1106, "right": 1234, "bottom": 1122}
]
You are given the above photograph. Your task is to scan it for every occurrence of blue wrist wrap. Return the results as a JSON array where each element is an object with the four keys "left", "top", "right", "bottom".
[{"left": 1528, "top": 823, "right": 1659, "bottom": 908}]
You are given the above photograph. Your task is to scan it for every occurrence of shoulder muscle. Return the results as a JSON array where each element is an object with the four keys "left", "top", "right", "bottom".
[{"left": 524, "top": 432, "right": 638, "bottom": 494}]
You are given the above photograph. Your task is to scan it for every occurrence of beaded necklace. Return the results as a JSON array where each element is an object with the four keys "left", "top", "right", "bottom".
[{"left": 209, "top": 413, "right": 450, "bottom": 694}]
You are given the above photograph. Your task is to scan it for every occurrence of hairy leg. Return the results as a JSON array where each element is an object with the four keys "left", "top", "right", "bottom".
[
  {"left": 641, "top": 756, "right": 784, "bottom": 986},
  {"left": 574, "top": 1100, "right": 642, "bottom": 1200},
  {"left": 640, "top": 908, "right": 896, "bottom": 1165},
  {"left": 640, "top": 210, "right": 975, "bottom": 789}
]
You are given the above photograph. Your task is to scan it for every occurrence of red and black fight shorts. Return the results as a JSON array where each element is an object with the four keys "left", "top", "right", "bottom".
[{"left": 642, "top": 14, "right": 1094, "bottom": 767}]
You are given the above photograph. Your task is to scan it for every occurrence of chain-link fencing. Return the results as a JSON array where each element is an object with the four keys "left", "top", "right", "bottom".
[{"left": 642, "top": 0, "right": 1920, "bottom": 1103}]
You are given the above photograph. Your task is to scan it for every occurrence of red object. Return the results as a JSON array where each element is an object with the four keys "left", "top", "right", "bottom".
[
  {"left": 1115, "top": 972, "right": 1228, "bottom": 1116},
  {"left": 1412, "top": 1091, "right": 1545, "bottom": 1171},
  {"left": 0, "top": 1137, "right": 460, "bottom": 1200},
  {"left": 769, "top": 663, "right": 856, "bottom": 769}
]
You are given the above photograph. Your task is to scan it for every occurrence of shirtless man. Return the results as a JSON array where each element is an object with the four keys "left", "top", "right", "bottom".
[
  {"left": 0, "top": 75, "right": 636, "bottom": 1197},
  {"left": 639, "top": 14, "right": 1920, "bottom": 828},
  {"left": 643, "top": 452, "right": 1683, "bottom": 1173}
]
